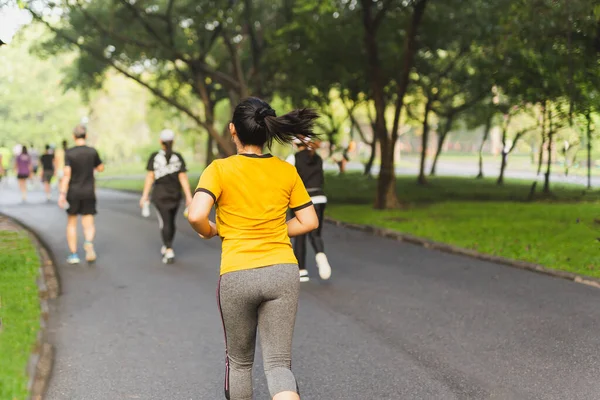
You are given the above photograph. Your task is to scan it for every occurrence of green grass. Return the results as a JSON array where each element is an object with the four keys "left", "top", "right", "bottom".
[
  {"left": 0, "top": 231, "right": 41, "bottom": 400},
  {"left": 326, "top": 174, "right": 600, "bottom": 278},
  {"left": 97, "top": 171, "right": 600, "bottom": 278}
]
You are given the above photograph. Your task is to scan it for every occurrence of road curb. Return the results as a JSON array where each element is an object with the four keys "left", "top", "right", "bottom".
[
  {"left": 0, "top": 214, "right": 58, "bottom": 400},
  {"left": 325, "top": 217, "right": 600, "bottom": 290}
]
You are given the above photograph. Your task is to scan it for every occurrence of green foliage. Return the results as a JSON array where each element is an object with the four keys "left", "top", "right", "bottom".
[
  {"left": 0, "top": 230, "right": 41, "bottom": 400},
  {"left": 0, "top": 25, "right": 86, "bottom": 148}
]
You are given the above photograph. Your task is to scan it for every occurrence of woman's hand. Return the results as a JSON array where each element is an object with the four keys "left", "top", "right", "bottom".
[
  {"left": 139, "top": 195, "right": 148, "bottom": 209},
  {"left": 198, "top": 221, "right": 218, "bottom": 239}
]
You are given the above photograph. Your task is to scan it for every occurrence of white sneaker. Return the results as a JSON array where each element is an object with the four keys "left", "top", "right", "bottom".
[
  {"left": 315, "top": 253, "right": 331, "bottom": 280},
  {"left": 299, "top": 269, "right": 310, "bottom": 282},
  {"left": 162, "top": 248, "right": 175, "bottom": 264},
  {"left": 160, "top": 246, "right": 167, "bottom": 256},
  {"left": 84, "top": 241, "right": 97, "bottom": 263}
]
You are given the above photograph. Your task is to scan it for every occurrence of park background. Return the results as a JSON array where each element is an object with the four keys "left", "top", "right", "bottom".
[{"left": 1, "top": 2, "right": 600, "bottom": 398}]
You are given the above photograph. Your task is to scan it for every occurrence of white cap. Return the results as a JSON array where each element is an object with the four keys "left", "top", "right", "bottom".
[{"left": 160, "top": 129, "right": 175, "bottom": 142}]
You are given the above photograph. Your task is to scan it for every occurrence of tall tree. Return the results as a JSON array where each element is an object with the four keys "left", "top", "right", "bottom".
[
  {"left": 360, "top": 0, "right": 428, "bottom": 208},
  {"left": 20, "top": 0, "right": 295, "bottom": 157}
]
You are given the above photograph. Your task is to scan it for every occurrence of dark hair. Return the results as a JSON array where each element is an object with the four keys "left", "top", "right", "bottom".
[
  {"left": 162, "top": 140, "right": 173, "bottom": 161},
  {"left": 45, "top": 144, "right": 51, "bottom": 151},
  {"left": 232, "top": 97, "right": 319, "bottom": 149},
  {"left": 21, "top": 145, "right": 28, "bottom": 155},
  {"left": 62, "top": 140, "right": 68, "bottom": 150},
  {"left": 73, "top": 124, "right": 87, "bottom": 139}
]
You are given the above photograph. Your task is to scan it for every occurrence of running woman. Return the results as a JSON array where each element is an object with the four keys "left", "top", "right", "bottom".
[
  {"left": 39, "top": 144, "right": 55, "bottom": 201},
  {"left": 188, "top": 97, "right": 319, "bottom": 400},
  {"left": 140, "top": 129, "right": 193, "bottom": 264},
  {"left": 58, "top": 125, "right": 104, "bottom": 264},
  {"left": 286, "top": 138, "right": 332, "bottom": 282},
  {"left": 15, "top": 145, "right": 32, "bottom": 202}
]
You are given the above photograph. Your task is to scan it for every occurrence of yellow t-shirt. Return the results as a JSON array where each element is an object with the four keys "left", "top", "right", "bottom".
[{"left": 196, "top": 154, "right": 313, "bottom": 275}]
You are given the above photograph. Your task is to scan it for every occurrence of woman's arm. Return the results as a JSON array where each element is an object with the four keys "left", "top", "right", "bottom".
[
  {"left": 178, "top": 172, "right": 193, "bottom": 206},
  {"left": 139, "top": 171, "right": 155, "bottom": 208},
  {"left": 287, "top": 205, "right": 319, "bottom": 237},
  {"left": 188, "top": 191, "right": 218, "bottom": 239}
]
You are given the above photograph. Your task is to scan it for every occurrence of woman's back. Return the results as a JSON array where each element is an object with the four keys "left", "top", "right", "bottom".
[
  {"left": 16, "top": 154, "right": 31, "bottom": 175},
  {"left": 198, "top": 154, "right": 311, "bottom": 275}
]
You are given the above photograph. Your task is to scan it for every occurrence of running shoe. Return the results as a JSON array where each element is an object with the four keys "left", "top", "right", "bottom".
[
  {"left": 299, "top": 269, "right": 310, "bottom": 282},
  {"left": 160, "top": 246, "right": 167, "bottom": 256},
  {"left": 67, "top": 253, "right": 81, "bottom": 265},
  {"left": 163, "top": 248, "right": 175, "bottom": 264},
  {"left": 315, "top": 253, "right": 332, "bottom": 280},
  {"left": 84, "top": 241, "right": 97, "bottom": 263}
]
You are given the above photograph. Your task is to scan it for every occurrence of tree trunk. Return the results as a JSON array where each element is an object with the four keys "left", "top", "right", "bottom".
[
  {"left": 476, "top": 114, "right": 493, "bottom": 179},
  {"left": 587, "top": 110, "right": 592, "bottom": 189},
  {"left": 195, "top": 74, "right": 236, "bottom": 156},
  {"left": 497, "top": 121, "right": 509, "bottom": 185},
  {"left": 537, "top": 102, "right": 547, "bottom": 175},
  {"left": 360, "top": 0, "right": 396, "bottom": 209},
  {"left": 536, "top": 137, "right": 546, "bottom": 175},
  {"left": 379, "top": 0, "right": 428, "bottom": 206},
  {"left": 348, "top": 109, "right": 377, "bottom": 177},
  {"left": 430, "top": 114, "right": 453, "bottom": 176},
  {"left": 364, "top": 136, "right": 377, "bottom": 176},
  {"left": 205, "top": 133, "right": 214, "bottom": 165},
  {"left": 543, "top": 111, "right": 554, "bottom": 193},
  {"left": 418, "top": 97, "right": 433, "bottom": 185},
  {"left": 497, "top": 151, "right": 508, "bottom": 185}
]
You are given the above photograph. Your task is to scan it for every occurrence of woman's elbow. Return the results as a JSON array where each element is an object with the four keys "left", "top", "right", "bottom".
[
  {"left": 308, "top": 216, "right": 319, "bottom": 231},
  {"left": 187, "top": 210, "right": 205, "bottom": 227}
]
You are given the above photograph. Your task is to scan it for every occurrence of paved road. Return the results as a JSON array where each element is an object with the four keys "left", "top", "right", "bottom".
[
  {"left": 1, "top": 181, "right": 600, "bottom": 399},
  {"left": 353, "top": 158, "right": 599, "bottom": 187}
]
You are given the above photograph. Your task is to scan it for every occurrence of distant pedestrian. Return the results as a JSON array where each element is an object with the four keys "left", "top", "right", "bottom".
[
  {"left": 140, "top": 129, "right": 193, "bottom": 264},
  {"left": 39, "top": 144, "right": 56, "bottom": 201},
  {"left": 15, "top": 145, "right": 32, "bottom": 202},
  {"left": 58, "top": 125, "right": 104, "bottom": 264},
  {"left": 286, "top": 137, "right": 332, "bottom": 282}
]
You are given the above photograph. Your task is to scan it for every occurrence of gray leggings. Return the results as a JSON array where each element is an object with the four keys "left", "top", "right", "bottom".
[{"left": 217, "top": 263, "right": 300, "bottom": 400}]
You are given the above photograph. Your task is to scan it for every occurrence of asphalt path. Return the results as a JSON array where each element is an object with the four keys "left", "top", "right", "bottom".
[{"left": 1, "top": 180, "right": 600, "bottom": 399}]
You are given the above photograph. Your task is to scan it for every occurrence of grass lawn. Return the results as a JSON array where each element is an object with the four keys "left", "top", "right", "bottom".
[
  {"left": 0, "top": 230, "right": 41, "bottom": 400},
  {"left": 97, "top": 171, "right": 600, "bottom": 278},
  {"left": 326, "top": 174, "right": 600, "bottom": 278}
]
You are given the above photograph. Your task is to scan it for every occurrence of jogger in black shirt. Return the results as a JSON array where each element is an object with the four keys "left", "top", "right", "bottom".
[
  {"left": 39, "top": 144, "right": 55, "bottom": 201},
  {"left": 58, "top": 125, "right": 104, "bottom": 264},
  {"left": 286, "top": 138, "right": 332, "bottom": 282},
  {"left": 140, "top": 129, "right": 193, "bottom": 264}
]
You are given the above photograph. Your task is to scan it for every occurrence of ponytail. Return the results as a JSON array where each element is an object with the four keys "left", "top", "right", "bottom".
[
  {"left": 262, "top": 108, "right": 319, "bottom": 148},
  {"left": 163, "top": 141, "right": 173, "bottom": 160},
  {"left": 232, "top": 97, "right": 320, "bottom": 149}
]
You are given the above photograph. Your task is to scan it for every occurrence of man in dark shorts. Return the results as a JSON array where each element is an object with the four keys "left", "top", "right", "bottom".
[
  {"left": 58, "top": 124, "right": 104, "bottom": 264},
  {"left": 39, "top": 144, "right": 55, "bottom": 201}
]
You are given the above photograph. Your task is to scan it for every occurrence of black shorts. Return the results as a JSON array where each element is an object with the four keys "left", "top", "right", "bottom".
[
  {"left": 17, "top": 173, "right": 29, "bottom": 180},
  {"left": 42, "top": 170, "right": 54, "bottom": 183},
  {"left": 33, "top": 166, "right": 39, "bottom": 174},
  {"left": 66, "top": 198, "right": 97, "bottom": 216}
]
